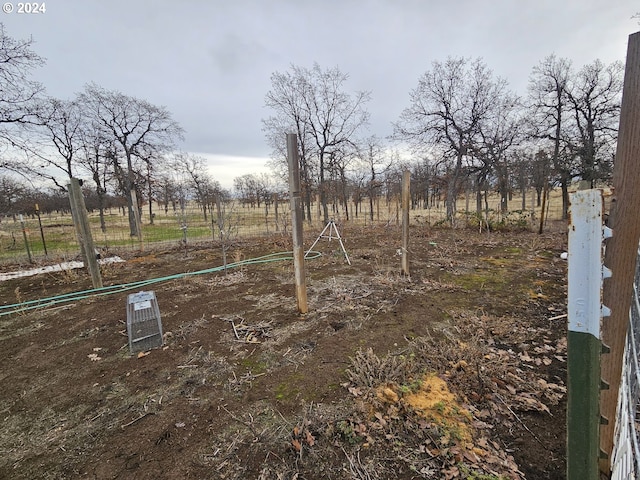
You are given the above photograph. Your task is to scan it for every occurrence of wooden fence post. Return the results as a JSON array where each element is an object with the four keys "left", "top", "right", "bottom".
[
  {"left": 68, "top": 178, "right": 103, "bottom": 289},
  {"left": 401, "top": 170, "right": 410, "bottom": 277},
  {"left": 35, "top": 203, "right": 48, "bottom": 257},
  {"left": 130, "top": 189, "right": 143, "bottom": 248},
  {"left": 600, "top": 30, "right": 640, "bottom": 475},
  {"left": 286, "top": 133, "right": 308, "bottom": 314},
  {"left": 19, "top": 214, "right": 33, "bottom": 264}
]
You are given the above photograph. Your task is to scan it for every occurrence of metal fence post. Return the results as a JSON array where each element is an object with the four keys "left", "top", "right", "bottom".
[{"left": 567, "top": 189, "right": 611, "bottom": 479}]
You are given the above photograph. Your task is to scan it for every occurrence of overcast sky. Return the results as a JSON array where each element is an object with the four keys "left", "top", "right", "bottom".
[{"left": 4, "top": 0, "right": 637, "bottom": 188}]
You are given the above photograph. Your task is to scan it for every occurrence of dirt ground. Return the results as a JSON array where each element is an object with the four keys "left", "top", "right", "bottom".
[{"left": 0, "top": 222, "right": 568, "bottom": 479}]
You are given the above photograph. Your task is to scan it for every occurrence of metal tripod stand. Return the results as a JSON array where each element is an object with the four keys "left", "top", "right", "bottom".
[{"left": 305, "top": 220, "right": 351, "bottom": 265}]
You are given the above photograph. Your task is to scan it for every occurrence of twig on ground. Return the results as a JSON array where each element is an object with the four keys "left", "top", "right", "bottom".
[
  {"left": 121, "top": 411, "right": 155, "bottom": 429},
  {"left": 230, "top": 319, "right": 240, "bottom": 340},
  {"left": 342, "top": 447, "right": 374, "bottom": 480},
  {"left": 496, "top": 393, "right": 546, "bottom": 448},
  {"left": 221, "top": 405, "right": 261, "bottom": 439}
]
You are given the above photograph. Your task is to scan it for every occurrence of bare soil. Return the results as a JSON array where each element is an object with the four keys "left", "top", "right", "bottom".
[{"left": 0, "top": 223, "right": 568, "bottom": 479}]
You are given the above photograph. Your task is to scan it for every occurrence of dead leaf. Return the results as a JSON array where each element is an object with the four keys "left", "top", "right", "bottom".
[
  {"left": 291, "top": 439, "right": 302, "bottom": 452},
  {"left": 348, "top": 386, "right": 361, "bottom": 397},
  {"left": 463, "top": 449, "right": 480, "bottom": 464},
  {"left": 519, "top": 352, "right": 533, "bottom": 362},
  {"left": 374, "top": 412, "right": 387, "bottom": 427},
  {"left": 137, "top": 351, "right": 150, "bottom": 358},
  {"left": 355, "top": 423, "right": 367, "bottom": 435},
  {"left": 442, "top": 465, "right": 460, "bottom": 479},
  {"left": 305, "top": 430, "right": 315, "bottom": 446}
]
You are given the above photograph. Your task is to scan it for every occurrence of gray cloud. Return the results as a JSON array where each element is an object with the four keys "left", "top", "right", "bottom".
[{"left": 4, "top": 0, "right": 636, "bottom": 185}]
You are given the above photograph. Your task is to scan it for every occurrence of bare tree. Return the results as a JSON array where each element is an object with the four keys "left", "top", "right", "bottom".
[
  {"left": 527, "top": 55, "right": 573, "bottom": 219},
  {"left": 263, "top": 73, "right": 316, "bottom": 221},
  {"left": 355, "top": 136, "right": 390, "bottom": 221},
  {"left": 475, "top": 90, "right": 524, "bottom": 213},
  {"left": 394, "top": 57, "right": 508, "bottom": 221},
  {"left": 17, "top": 97, "right": 86, "bottom": 189},
  {"left": 135, "top": 142, "right": 170, "bottom": 224},
  {"left": 0, "top": 25, "right": 47, "bottom": 182},
  {"left": 77, "top": 126, "right": 115, "bottom": 232},
  {"left": 0, "top": 174, "right": 27, "bottom": 215},
  {"left": 325, "top": 147, "right": 355, "bottom": 220},
  {"left": 566, "top": 59, "right": 623, "bottom": 187},
  {"left": 80, "top": 83, "right": 184, "bottom": 236},
  {"left": 264, "top": 63, "right": 370, "bottom": 223},
  {"left": 172, "top": 152, "right": 221, "bottom": 222},
  {"left": 234, "top": 173, "right": 261, "bottom": 208},
  {"left": 0, "top": 24, "right": 45, "bottom": 158},
  {"left": 155, "top": 170, "right": 180, "bottom": 215}
]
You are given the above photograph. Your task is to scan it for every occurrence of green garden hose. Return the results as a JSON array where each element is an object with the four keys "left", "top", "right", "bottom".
[{"left": 0, "top": 250, "right": 321, "bottom": 317}]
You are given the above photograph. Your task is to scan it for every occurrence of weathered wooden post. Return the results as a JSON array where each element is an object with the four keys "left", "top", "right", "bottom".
[
  {"left": 130, "top": 189, "right": 143, "bottom": 247},
  {"left": 599, "top": 30, "right": 640, "bottom": 475},
  {"left": 401, "top": 170, "right": 410, "bottom": 277},
  {"left": 34, "top": 203, "right": 48, "bottom": 257},
  {"left": 18, "top": 214, "right": 33, "bottom": 264},
  {"left": 287, "top": 133, "right": 308, "bottom": 314},
  {"left": 273, "top": 193, "right": 279, "bottom": 232},
  {"left": 68, "top": 178, "right": 103, "bottom": 288}
]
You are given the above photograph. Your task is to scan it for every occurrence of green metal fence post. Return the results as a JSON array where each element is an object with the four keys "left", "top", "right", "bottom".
[{"left": 567, "top": 189, "right": 611, "bottom": 479}]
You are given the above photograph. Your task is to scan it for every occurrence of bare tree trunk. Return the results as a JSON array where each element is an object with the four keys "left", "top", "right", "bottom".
[
  {"left": 446, "top": 154, "right": 463, "bottom": 222},
  {"left": 320, "top": 154, "right": 329, "bottom": 224},
  {"left": 368, "top": 194, "right": 374, "bottom": 222},
  {"left": 561, "top": 178, "right": 570, "bottom": 219}
]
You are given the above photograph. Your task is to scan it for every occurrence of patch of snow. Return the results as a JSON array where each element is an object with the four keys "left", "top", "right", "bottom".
[{"left": 0, "top": 256, "right": 125, "bottom": 282}]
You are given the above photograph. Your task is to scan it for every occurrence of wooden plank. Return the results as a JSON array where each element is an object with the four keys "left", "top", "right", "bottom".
[{"left": 599, "top": 31, "right": 640, "bottom": 475}]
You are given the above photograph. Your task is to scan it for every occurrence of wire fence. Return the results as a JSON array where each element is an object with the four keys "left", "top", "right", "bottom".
[
  {"left": 610, "top": 245, "right": 640, "bottom": 479},
  {"left": 0, "top": 201, "right": 294, "bottom": 265},
  {"left": 0, "top": 189, "right": 566, "bottom": 266}
]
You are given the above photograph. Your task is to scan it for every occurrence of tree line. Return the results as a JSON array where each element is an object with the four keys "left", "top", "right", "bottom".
[
  {"left": 264, "top": 57, "right": 623, "bottom": 223},
  {"left": 0, "top": 23, "right": 625, "bottom": 232}
]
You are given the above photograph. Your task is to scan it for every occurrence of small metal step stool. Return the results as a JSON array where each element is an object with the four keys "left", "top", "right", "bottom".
[{"left": 126, "top": 291, "right": 163, "bottom": 354}]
